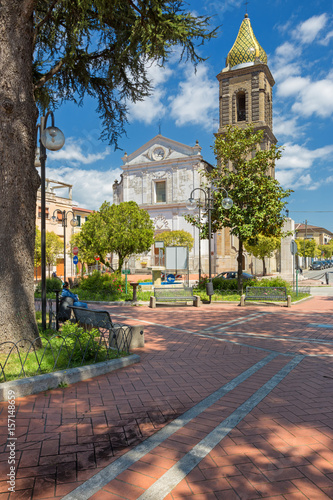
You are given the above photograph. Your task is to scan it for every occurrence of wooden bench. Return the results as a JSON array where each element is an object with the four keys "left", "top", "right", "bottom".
[
  {"left": 240, "top": 287, "right": 291, "bottom": 307},
  {"left": 149, "top": 286, "right": 201, "bottom": 308},
  {"left": 69, "top": 306, "right": 144, "bottom": 351}
]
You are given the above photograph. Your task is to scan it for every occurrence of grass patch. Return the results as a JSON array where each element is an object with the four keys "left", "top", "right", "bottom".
[{"left": 0, "top": 313, "right": 128, "bottom": 383}]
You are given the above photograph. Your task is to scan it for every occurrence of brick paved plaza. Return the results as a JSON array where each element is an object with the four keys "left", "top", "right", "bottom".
[{"left": 1, "top": 296, "right": 333, "bottom": 499}]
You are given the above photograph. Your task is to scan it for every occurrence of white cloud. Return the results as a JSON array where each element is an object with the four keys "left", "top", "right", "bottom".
[
  {"left": 278, "top": 143, "right": 333, "bottom": 171},
  {"left": 276, "top": 143, "right": 333, "bottom": 190},
  {"left": 291, "top": 76, "right": 333, "bottom": 117},
  {"left": 48, "top": 138, "right": 110, "bottom": 165},
  {"left": 46, "top": 165, "right": 122, "bottom": 210},
  {"left": 273, "top": 115, "right": 302, "bottom": 139},
  {"left": 169, "top": 64, "right": 217, "bottom": 130},
  {"left": 319, "top": 30, "right": 333, "bottom": 46},
  {"left": 292, "top": 14, "right": 328, "bottom": 44},
  {"left": 277, "top": 76, "right": 310, "bottom": 97},
  {"left": 126, "top": 62, "right": 173, "bottom": 125}
]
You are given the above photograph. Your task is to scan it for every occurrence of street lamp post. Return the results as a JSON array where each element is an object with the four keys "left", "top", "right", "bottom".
[
  {"left": 36, "top": 112, "right": 65, "bottom": 329},
  {"left": 50, "top": 210, "right": 79, "bottom": 282},
  {"left": 187, "top": 185, "right": 233, "bottom": 301}
]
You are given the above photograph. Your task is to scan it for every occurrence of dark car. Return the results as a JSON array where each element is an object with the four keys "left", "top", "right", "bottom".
[
  {"left": 310, "top": 261, "right": 323, "bottom": 270},
  {"left": 213, "top": 271, "right": 254, "bottom": 280}
]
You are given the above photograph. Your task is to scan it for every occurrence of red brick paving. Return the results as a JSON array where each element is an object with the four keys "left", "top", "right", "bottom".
[{"left": 0, "top": 296, "right": 333, "bottom": 498}]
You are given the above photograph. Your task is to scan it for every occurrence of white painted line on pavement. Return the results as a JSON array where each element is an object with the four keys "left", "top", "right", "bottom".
[
  {"left": 138, "top": 355, "right": 305, "bottom": 500},
  {"left": 211, "top": 330, "right": 333, "bottom": 345},
  {"left": 61, "top": 352, "right": 280, "bottom": 500}
]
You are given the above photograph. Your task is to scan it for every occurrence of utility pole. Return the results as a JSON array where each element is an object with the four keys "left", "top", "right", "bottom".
[{"left": 304, "top": 219, "right": 307, "bottom": 268}]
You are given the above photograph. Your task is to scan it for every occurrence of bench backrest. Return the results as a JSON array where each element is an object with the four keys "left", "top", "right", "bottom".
[
  {"left": 70, "top": 307, "right": 114, "bottom": 328},
  {"left": 154, "top": 286, "right": 193, "bottom": 298},
  {"left": 245, "top": 286, "right": 287, "bottom": 298}
]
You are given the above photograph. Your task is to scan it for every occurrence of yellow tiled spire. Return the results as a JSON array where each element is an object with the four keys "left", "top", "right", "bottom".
[{"left": 226, "top": 14, "right": 267, "bottom": 68}]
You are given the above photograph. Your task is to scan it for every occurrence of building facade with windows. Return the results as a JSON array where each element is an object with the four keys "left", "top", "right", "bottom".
[
  {"left": 113, "top": 135, "right": 211, "bottom": 272},
  {"left": 35, "top": 179, "right": 92, "bottom": 279}
]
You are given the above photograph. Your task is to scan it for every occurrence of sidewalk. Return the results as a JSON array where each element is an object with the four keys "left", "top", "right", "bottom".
[{"left": 1, "top": 297, "right": 333, "bottom": 499}]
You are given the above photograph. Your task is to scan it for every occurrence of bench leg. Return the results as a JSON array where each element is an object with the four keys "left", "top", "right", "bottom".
[
  {"left": 193, "top": 295, "right": 201, "bottom": 307},
  {"left": 149, "top": 296, "right": 156, "bottom": 308},
  {"left": 240, "top": 294, "right": 245, "bottom": 306},
  {"left": 287, "top": 295, "right": 291, "bottom": 307}
]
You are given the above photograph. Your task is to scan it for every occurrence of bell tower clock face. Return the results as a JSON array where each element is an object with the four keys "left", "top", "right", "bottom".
[{"left": 152, "top": 147, "right": 166, "bottom": 161}]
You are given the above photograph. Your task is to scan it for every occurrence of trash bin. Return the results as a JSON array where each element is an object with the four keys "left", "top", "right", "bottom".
[{"left": 206, "top": 281, "right": 214, "bottom": 296}]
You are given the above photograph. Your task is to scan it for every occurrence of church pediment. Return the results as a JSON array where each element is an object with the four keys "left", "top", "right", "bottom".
[{"left": 122, "top": 135, "right": 201, "bottom": 166}]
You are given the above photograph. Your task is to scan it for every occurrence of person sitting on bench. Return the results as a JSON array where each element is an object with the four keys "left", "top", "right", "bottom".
[{"left": 61, "top": 281, "right": 88, "bottom": 309}]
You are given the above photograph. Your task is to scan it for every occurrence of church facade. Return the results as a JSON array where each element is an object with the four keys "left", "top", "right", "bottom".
[
  {"left": 113, "top": 136, "right": 212, "bottom": 272},
  {"left": 113, "top": 14, "right": 294, "bottom": 277}
]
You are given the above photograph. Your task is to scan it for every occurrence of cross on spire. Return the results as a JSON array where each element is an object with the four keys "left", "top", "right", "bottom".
[{"left": 245, "top": 0, "right": 249, "bottom": 14}]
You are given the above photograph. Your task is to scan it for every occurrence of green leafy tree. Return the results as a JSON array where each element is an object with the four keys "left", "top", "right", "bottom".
[
  {"left": 207, "top": 125, "right": 291, "bottom": 292},
  {"left": 318, "top": 242, "right": 333, "bottom": 258},
  {"left": 296, "top": 239, "right": 318, "bottom": 258},
  {"left": 70, "top": 231, "right": 98, "bottom": 277},
  {"left": 45, "top": 232, "right": 63, "bottom": 277},
  {"left": 77, "top": 201, "right": 154, "bottom": 271},
  {"left": 244, "top": 235, "right": 281, "bottom": 276},
  {"left": 156, "top": 230, "right": 194, "bottom": 251},
  {"left": 1, "top": 1, "right": 214, "bottom": 343}
]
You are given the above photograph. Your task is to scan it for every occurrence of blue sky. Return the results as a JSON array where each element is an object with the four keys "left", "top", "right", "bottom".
[{"left": 47, "top": 0, "right": 333, "bottom": 231}]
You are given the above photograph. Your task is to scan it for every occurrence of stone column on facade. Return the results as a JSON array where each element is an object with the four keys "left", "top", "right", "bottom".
[
  {"left": 258, "top": 72, "right": 266, "bottom": 122},
  {"left": 141, "top": 169, "right": 147, "bottom": 205},
  {"left": 122, "top": 173, "right": 128, "bottom": 203},
  {"left": 171, "top": 166, "right": 178, "bottom": 204}
]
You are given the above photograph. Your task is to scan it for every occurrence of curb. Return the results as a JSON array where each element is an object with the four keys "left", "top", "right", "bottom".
[{"left": 0, "top": 354, "right": 140, "bottom": 401}]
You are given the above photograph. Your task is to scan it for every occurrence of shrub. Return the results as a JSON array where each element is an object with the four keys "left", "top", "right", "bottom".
[
  {"left": 255, "top": 276, "right": 291, "bottom": 293},
  {"left": 59, "top": 321, "right": 107, "bottom": 363},
  {"left": 36, "top": 277, "right": 63, "bottom": 293},
  {"left": 79, "top": 270, "right": 125, "bottom": 296}
]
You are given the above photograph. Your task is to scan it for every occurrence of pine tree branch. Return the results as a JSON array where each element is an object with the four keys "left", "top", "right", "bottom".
[
  {"left": 34, "top": 59, "right": 64, "bottom": 89},
  {"left": 33, "top": 0, "right": 60, "bottom": 47}
]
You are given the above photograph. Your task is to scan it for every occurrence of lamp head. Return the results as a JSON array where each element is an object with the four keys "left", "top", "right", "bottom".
[
  {"left": 41, "top": 126, "right": 65, "bottom": 151},
  {"left": 50, "top": 215, "right": 58, "bottom": 225},
  {"left": 222, "top": 197, "right": 233, "bottom": 210},
  {"left": 70, "top": 217, "right": 79, "bottom": 227},
  {"left": 186, "top": 197, "right": 197, "bottom": 211}
]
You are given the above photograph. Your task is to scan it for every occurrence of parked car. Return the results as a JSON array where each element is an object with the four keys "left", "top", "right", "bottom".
[
  {"left": 310, "top": 261, "right": 323, "bottom": 270},
  {"left": 213, "top": 271, "right": 254, "bottom": 280}
]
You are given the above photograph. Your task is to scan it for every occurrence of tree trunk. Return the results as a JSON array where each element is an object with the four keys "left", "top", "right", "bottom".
[
  {"left": 237, "top": 239, "right": 243, "bottom": 293},
  {"left": 262, "top": 257, "right": 267, "bottom": 276},
  {"left": 0, "top": 1, "right": 41, "bottom": 349}
]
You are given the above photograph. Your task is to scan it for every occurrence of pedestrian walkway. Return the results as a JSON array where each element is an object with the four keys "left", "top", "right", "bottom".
[{"left": 1, "top": 297, "right": 333, "bottom": 499}]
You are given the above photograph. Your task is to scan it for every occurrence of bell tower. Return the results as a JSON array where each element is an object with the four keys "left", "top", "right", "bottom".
[
  {"left": 216, "top": 14, "right": 276, "bottom": 156},
  {"left": 214, "top": 14, "right": 277, "bottom": 274}
]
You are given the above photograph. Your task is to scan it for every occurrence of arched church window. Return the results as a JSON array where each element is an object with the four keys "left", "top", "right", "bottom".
[{"left": 236, "top": 92, "right": 246, "bottom": 122}]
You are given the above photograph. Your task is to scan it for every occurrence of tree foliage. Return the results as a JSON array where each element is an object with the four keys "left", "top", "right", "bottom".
[
  {"left": 317, "top": 242, "right": 333, "bottom": 258},
  {"left": 33, "top": 0, "right": 216, "bottom": 145},
  {"left": 206, "top": 125, "right": 291, "bottom": 291},
  {"left": 244, "top": 234, "right": 281, "bottom": 276},
  {"left": 155, "top": 230, "right": 194, "bottom": 251},
  {"left": 45, "top": 232, "right": 63, "bottom": 276},
  {"left": 0, "top": 0, "right": 215, "bottom": 344},
  {"left": 296, "top": 238, "right": 318, "bottom": 258},
  {"left": 34, "top": 228, "right": 63, "bottom": 276},
  {"left": 76, "top": 201, "right": 154, "bottom": 271}
]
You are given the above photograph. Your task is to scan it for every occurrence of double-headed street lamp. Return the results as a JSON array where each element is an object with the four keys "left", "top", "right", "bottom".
[
  {"left": 36, "top": 112, "right": 65, "bottom": 329},
  {"left": 187, "top": 184, "right": 233, "bottom": 301},
  {"left": 50, "top": 210, "right": 79, "bottom": 282}
]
